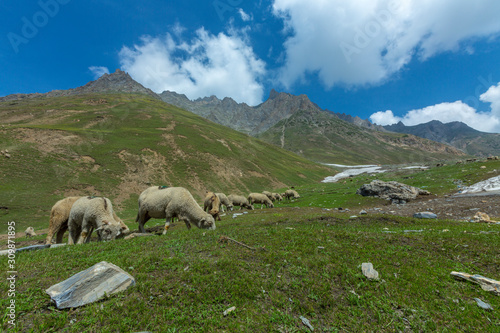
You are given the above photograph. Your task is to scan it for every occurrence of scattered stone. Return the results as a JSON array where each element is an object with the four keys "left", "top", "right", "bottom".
[
  {"left": 124, "top": 232, "right": 155, "bottom": 240},
  {"left": 413, "top": 212, "right": 437, "bottom": 219},
  {"left": 356, "top": 180, "right": 431, "bottom": 202},
  {"left": 24, "top": 227, "right": 37, "bottom": 238},
  {"left": 404, "top": 230, "right": 424, "bottom": 233},
  {"left": 451, "top": 271, "right": 500, "bottom": 295},
  {"left": 474, "top": 298, "right": 493, "bottom": 310},
  {"left": 46, "top": 261, "right": 135, "bottom": 309},
  {"left": 359, "top": 210, "right": 367, "bottom": 215},
  {"left": 299, "top": 316, "right": 314, "bottom": 331},
  {"left": 361, "top": 262, "right": 379, "bottom": 280},
  {"left": 470, "top": 212, "right": 497, "bottom": 223},
  {"left": 223, "top": 306, "right": 236, "bottom": 316}
]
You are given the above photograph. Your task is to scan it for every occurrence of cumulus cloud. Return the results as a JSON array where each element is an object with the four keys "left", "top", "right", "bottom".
[
  {"left": 238, "top": 8, "right": 252, "bottom": 21},
  {"left": 370, "top": 84, "right": 500, "bottom": 133},
  {"left": 119, "top": 28, "right": 266, "bottom": 105},
  {"left": 272, "top": 0, "right": 500, "bottom": 88},
  {"left": 89, "top": 66, "right": 110, "bottom": 79}
]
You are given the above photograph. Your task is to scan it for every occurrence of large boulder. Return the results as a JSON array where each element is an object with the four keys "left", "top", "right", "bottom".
[{"left": 356, "top": 180, "right": 430, "bottom": 203}]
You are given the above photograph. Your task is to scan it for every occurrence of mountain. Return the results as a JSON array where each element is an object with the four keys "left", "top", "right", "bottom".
[
  {"left": 257, "top": 108, "right": 466, "bottom": 165},
  {"left": 159, "top": 89, "right": 322, "bottom": 135},
  {"left": 0, "top": 93, "right": 333, "bottom": 233},
  {"left": 384, "top": 120, "right": 500, "bottom": 157},
  {"left": 161, "top": 89, "right": 467, "bottom": 164},
  {"left": 0, "top": 69, "right": 159, "bottom": 102},
  {"left": 1, "top": 72, "right": 469, "bottom": 165}
]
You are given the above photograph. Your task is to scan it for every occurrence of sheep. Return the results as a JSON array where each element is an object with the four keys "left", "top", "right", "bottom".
[
  {"left": 272, "top": 193, "right": 283, "bottom": 202},
  {"left": 284, "top": 189, "right": 300, "bottom": 200},
  {"left": 262, "top": 191, "right": 274, "bottom": 201},
  {"left": 45, "top": 196, "right": 129, "bottom": 245},
  {"left": 248, "top": 193, "right": 274, "bottom": 209},
  {"left": 25, "top": 227, "right": 36, "bottom": 238},
  {"left": 215, "top": 192, "right": 233, "bottom": 212},
  {"left": 68, "top": 196, "right": 125, "bottom": 245},
  {"left": 136, "top": 186, "right": 216, "bottom": 234},
  {"left": 227, "top": 194, "right": 254, "bottom": 210},
  {"left": 204, "top": 191, "right": 221, "bottom": 221}
]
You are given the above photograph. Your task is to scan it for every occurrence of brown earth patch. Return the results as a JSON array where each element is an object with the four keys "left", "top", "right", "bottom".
[{"left": 12, "top": 128, "right": 81, "bottom": 155}]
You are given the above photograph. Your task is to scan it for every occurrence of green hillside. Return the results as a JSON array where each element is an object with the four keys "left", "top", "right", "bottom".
[
  {"left": 258, "top": 109, "right": 468, "bottom": 164},
  {"left": 0, "top": 94, "right": 332, "bottom": 233}
]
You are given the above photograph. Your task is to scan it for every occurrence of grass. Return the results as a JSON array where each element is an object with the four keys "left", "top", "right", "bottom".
[
  {"left": 0, "top": 93, "right": 332, "bottom": 234},
  {"left": 1, "top": 208, "right": 499, "bottom": 332},
  {"left": 1, "top": 93, "right": 499, "bottom": 331}
]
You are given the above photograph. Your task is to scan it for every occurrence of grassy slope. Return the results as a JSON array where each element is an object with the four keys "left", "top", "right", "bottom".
[
  {"left": 258, "top": 110, "right": 467, "bottom": 165},
  {"left": 0, "top": 94, "right": 332, "bottom": 234},
  {"left": 1, "top": 160, "right": 499, "bottom": 332}
]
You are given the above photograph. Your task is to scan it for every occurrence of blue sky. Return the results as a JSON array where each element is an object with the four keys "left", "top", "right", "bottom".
[{"left": 2, "top": 1, "right": 500, "bottom": 132}]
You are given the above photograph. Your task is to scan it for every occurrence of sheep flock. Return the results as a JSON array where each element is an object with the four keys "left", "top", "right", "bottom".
[{"left": 44, "top": 185, "right": 300, "bottom": 245}]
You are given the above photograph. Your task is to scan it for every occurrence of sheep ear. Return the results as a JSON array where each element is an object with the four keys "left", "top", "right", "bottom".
[{"left": 102, "top": 221, "right": 109, "bottom": 225}]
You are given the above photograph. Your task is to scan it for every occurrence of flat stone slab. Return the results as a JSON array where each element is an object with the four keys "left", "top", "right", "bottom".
[
  {"left": 451, "top": 271, "right": 500, "bottom": 295},
  {"left": 413, "top": 212, "right": 437, "bottom": 219},
  {"left": 46, "top": 261, "right": 135, "bottom": 309}
]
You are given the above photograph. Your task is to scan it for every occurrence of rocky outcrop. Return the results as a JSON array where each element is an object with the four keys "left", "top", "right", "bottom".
[{"left": 356, "top": 180, "right": 431, "bottom": 203}]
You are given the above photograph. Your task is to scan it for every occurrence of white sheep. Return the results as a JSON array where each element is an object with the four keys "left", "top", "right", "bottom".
[
  {"left": 45, "top": 196, "right": 129, "bottom": 245},
  {"left": 215, "top": 192, "right": 233, "bottom": 212},
  {"left": 284, "top": 189, "right": 300, "bottom": 200},
  {"left": 136, "top": 186, "right": 216, "bottom": 234},
  {"left": 68, "top": 197, "right": 125, "bottom": 244},
  {"left": 248, "top": 193, "right": 274, "bottom": 209},
  {"left": 227, "top": 194, "right": 254, "bottom": 210},
  {"left": 262, "top": 191, "right": 274, "bottom": 201},
  {"left": 25, "top": 227, "right": 36, "bottom": 238},
  {"left": 272, "top": 193, "right": 283, "bottom": 202}
]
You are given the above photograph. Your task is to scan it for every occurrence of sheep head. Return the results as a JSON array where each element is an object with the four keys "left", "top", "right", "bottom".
[
  {"left": 96, "top": 221, "right": 124, "bottom": 241},
  {"left": 199, "top": 215, "right": 216, "bottom": 230}
]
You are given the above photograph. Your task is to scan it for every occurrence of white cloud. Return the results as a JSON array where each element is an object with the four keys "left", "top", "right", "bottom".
[
  {"left": 480, "top": 82, "right": 500, "bottom": 117},
  {"left": 119, "top": 28, "right": 266, "bottom": 105},
  {"left": 238, "top": 8, "right": 252, "bottom": 21},
  {"left": 272, "top": 0, "right": 500, "bottom": 88},
  {"left": 370, "top": 85, "right": 500, "bottom": 133},
  {"left": 89, "top": 66, "right": 109, "bottom": 79}
]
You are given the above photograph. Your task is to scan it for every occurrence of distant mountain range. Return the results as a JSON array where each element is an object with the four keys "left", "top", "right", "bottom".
[
  {"left": 384, "top": 121, "right": 500, "bottom": 157},
  {"left": 1, "top": 69, "right": 474, "bottom": 163}
]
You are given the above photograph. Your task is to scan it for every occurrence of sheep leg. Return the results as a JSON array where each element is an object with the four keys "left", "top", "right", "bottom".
[
  {"left": 67, "top": 219, "right": 78, "bottom": 245},
  {"left": 77, "top": 218, "right": 91, "bottom": 244},
  {"left": 55, "top": 223, "right": 68, "bottom": 244},
  {"left": 85, "top": 226, "right": 94, "bottom": 243},
  {"left": 138, "top": 212, "right": 151, "bottom": 234},
  {"left": 184, "top": 220, "right": 192, "bottom": 229},
  {"left": 162, "top": 217, "right": 172, "bottom": 235}
]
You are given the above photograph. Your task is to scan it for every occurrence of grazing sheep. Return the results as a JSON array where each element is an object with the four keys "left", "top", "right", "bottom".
[
  {"left": 228, "top": 194, "right": 254, "bottom": 210},
  {"left": 272, "top": 193, "right": 283, "bottom": 202},
  {"left": 248, "top": 193, "right": 274, "bottom": 209},
  {"left": 204, "top": 191, "right": 221, "bottom": 221},
  {"left": 25, "top": 227, "right": 36, "bottom": 238},
  {"left": 284, "top": 189, "right": 300, "bottom": 200},
  {"left": 215, "top": 192, "right": 233, "bottom": 212},
  {"left": 45, "top": 196, "right": 129, "bottom": 245},
  {"left": 136, "top": 186, "right": 216, "bottom": 234},
  {"left": 68, "top": 197, "right": 125, "bottom": 245}
]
